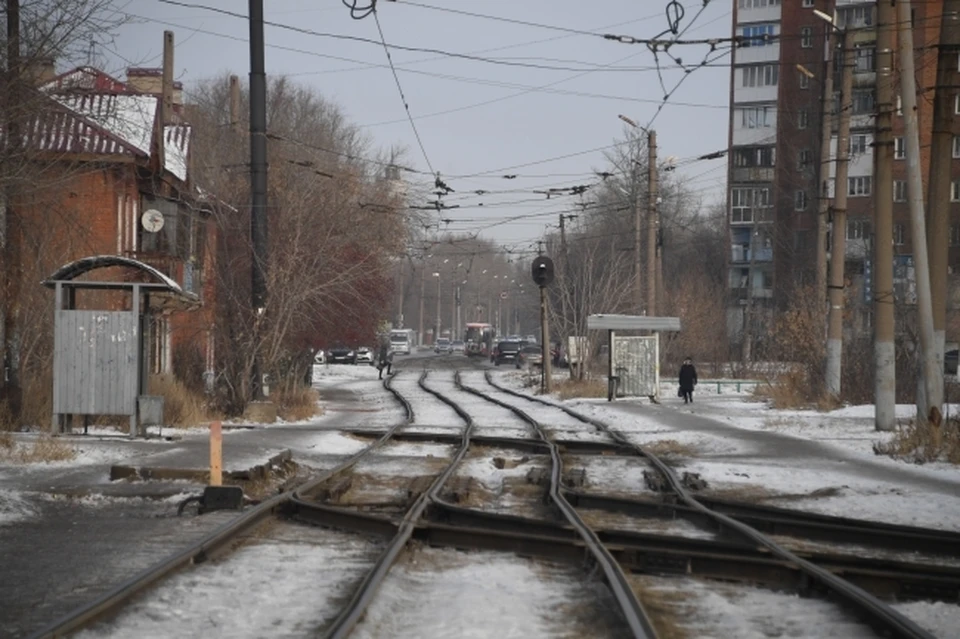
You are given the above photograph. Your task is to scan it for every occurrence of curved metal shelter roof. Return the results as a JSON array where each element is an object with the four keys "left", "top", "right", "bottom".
[{"left": 44, "top": 255, "right": 199, "bottom": 309}]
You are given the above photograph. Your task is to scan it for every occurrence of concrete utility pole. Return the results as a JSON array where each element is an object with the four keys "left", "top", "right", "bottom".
[
  {"left": 397, "top": 258, "right": 405, "bottom": 328},
  {"left": 873, "top": 0, "right": 896, "bottom": 431},
  {"left": 742, "top": 208, "right": 758, "bottom": 363},
  {"left": 434, "top": 272, "right": 441, "bottom": 341},
  {"left": 825, "top": 26, "right": 855, "bottom": 397},
  {"left": 925, "top": 0, "right": 960, "bottom": 416},
  {"left": 540, "top": 285, "right": 552, "bottom": 393},
  {"left": 229, "top": 75, "right": 241, "bottom": 134},
  {"left": 2, "top": 0, "right": 22, "bottom": 416},
  {"left": 814, "top": 29, "right": 838, "bottom": 304},
  {"left": 249, "top": 0, "right": 269, "bottom": 400},
  {"left": 897, "top": 0, "right": 940, "bottom": 420},
  {"left": 417, "top": 264, "right": 425, "bottom": 347},
  {"left": 647, "top": 130, "right": 658, "bottom": 316},
  {"left": 633, "top": 150, "right": 643, "bottom": 314}
]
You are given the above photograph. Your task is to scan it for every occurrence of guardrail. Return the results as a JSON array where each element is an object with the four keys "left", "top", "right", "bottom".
[{"left": 696, "top": 379, "right": 761, "bottom": 394}]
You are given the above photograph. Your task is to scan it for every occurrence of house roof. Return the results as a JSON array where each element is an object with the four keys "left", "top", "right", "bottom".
[{"left": 28, "top": 66, "right": 193, "bottom": 183}]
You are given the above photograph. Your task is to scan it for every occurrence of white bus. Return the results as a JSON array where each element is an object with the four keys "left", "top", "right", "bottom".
[{"left": 389, "top": 329, "right": 413, "bottom": 355}]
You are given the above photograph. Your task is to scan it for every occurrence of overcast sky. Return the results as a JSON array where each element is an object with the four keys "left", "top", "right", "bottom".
[{"left": 107, "top": 0, "right": 732, "bottom": 253}]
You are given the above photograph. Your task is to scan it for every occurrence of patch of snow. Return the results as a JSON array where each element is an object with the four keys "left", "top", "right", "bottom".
[
  {"left": 298, "top": 431, "right": 370, "bottom": 457},
  {"left": 457, "top": 455, "right": 539, "bottom": 492},
  {"left": 636, "top": 576, "right": 876, "bottom": 638},
  {"left": 0, "top": 489, "right": 37, "bottom": 526},
  {"left": 893, "top": 600, "right": 960, "bottom": 638},
  {"left": 73, "top": 525, "right": 378, "bottom": 639}
]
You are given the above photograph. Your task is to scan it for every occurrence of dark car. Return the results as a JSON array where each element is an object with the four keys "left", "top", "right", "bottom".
[
  {"left": 327, "top": 344, "right": 357, "bottom": 365},
  {"left": 516, "top": 345, "right": 544, "bottom": 369},
  {"left": 494, "top": 340, "right": 523, "bottom": 366}
]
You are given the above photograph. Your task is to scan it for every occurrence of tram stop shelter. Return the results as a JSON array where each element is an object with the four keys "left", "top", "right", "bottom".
[
  {"left": 44, "top": 256, "right": 200, "bottom": 437},
  {"left": 586, "top": 314, "right": 681, "bottom": 402}
]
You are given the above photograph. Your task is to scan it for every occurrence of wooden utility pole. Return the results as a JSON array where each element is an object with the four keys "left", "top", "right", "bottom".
[
  {"left": 647, "top": 130, "right": 658, "bottom": 316},
  {"left": 815, "top": 29, "right": 838, "bottom": 304},
  {"left": 825, "top": 27, "right": 855, "bottom": 397},
  {"left": 925, "top": 0, "right": 960, "bottom": 416},
  {"left": 874, "top": 0, "right": 897, "bottom": 431},
  {"left": 897, "top": 0, "right": 940, "bottom": 420},
  {"left": 2, "top": 0, "right": 22, "bottom": 417}
]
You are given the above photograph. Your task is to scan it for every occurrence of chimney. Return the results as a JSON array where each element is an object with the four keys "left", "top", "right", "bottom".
[
  {"left": 25, "top": 57, "right": 56, "bottom": 86},
  {"left": 161, "top": 30, "right": 174, "bottom": 124}
]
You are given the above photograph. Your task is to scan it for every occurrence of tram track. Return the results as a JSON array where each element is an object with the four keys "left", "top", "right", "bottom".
[{"left": 475, "top": 370, "right": 938, "bottom": 639}]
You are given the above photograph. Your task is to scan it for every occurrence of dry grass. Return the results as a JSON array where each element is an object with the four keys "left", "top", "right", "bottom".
[
  {"left": 148, "top": 374, "right": 211, "bottom": 428},
  {"left": 274, "top": 386, "right": 322, "bottom": 422},
  {"left": 0, "top": 400, "right": 14, "bottom": 432},
  {"left": 627, "top": 575, "right": 693, "bottom": 639},
  {"left": 642, "top": 439, "right": 697, "bottom": 458},
  {"left": 554, "top": 377, "right": 607, "bottom": 400},
  {"left": 0, "top": 434, "right": 76, "bottom": 463},
  {"left": 874, "top": 420, "right": 960, "bottom": 465},
  {"left": 754, "top": 371, "right": 841, "bottom": 411}
]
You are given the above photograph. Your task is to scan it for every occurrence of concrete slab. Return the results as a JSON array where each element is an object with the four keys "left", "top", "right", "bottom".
[{"left": 110, "top": 448, "right": 292, "bottom": 482}]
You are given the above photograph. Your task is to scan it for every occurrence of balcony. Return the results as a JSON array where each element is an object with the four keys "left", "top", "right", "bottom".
[
  {"left": 731, "top": 245, "right": 773, "bottom": 264},
  {"left": 732, "top": 167, "right": 775, "bottom": 183}
]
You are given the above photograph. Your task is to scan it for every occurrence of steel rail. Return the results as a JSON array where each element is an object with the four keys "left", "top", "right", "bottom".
[
  {"left": 315, "top": 370, "right": 475, "bottom": 639},
  {"left": 456, "top": 377, "right": 658, "bottom": 639},
  {"left": 26, "top": 372, "right": 415, "bottom": 639},
  {"left": 483, "top": 373, "right": 936, "bottom": 639}
]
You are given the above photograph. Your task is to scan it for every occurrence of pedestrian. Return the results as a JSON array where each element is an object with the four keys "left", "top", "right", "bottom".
[
  {"left": 678, "top": 357, "right": 698, "bottom": 404},
  {"left": 377, "top": 339, "right": 393, "bottom": 379}
]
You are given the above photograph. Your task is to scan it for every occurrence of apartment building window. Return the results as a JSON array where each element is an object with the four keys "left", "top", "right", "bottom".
[
  {"left": 852, "top": 89, "right": 875, "bottom": 115},
  {"left": 797, "top": 149, "right": 811, "bottom": 170},
  {"left": 847, "top": 219, "right": 868, "bottom": 240},
  {"left": 799, "top": 71, "right": 809, "bottom": 89},
  {"left": 855, "top": 46, "right": 876, "bottom": 73},
  {"left": 951, "top": 225, "right": 960, "bottom": 247},
  {"left": 839, "top": 6, "right": 874, "bottom": 28},
  {"left": 742, "top": 64, "right": 779, "bottom": 87},
  {"left": 741, "top": 23, "right": 776, "bottom": 47},
  {"left": 733, "top": 146, "right": 775, "bottom": 167},
  {"left": 848, "top": 176, "right": 872, "bottom": 197},
  {"left": 955, "top": 94, "right": 960, "bottom": 115},
  {"left": 954, "top": 136, "right": 960, "bottom": 158},
  {"left": 740, "top": 106, "right": 773, "bottom": 128},
  {"left": 802, "top": 0, "right": 813, "bottom": 6},
  {"left": 893, "top": 223, "right": 905, "bottom": 246},
  {"left": 731, "top": 187, "right": 771, "bottom": 223},
  {"left": 798, "top": 109, "right": 809, "bottom": 129},
  {"left": 952, "top": 180, "right": 960, "bottom": 202},
  {"left": 850, "top": 134, "right": 868, "bottom": 155},
  {"left": 795, "top": 190, "right": 808, "bottom": 211},
  {"left": 800, "top": 27, "right": 813, "bottom": 48},
  {"left": 895, "top": 137, "right": 905, "bottom": 159},
  {"left": 739, "top": 0, "right": 781, "bottom": 7},
  {"left": 894, "top": 180, "right": 907, "bottom": 202},
  {"left": 896, "top": 95, "right": 902, "bottom": 115}
]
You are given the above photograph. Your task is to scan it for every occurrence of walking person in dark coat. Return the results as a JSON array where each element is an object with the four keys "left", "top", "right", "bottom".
[
  {"left": 377, "top": 339, "right": 393, "bottom": 379},
  {"left": 678, "top": 357, "right": 698, "bottom": 404}
]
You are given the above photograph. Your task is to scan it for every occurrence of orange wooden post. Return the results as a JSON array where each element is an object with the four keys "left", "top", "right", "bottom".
[{"left": 209, "top": 420, "right": 222, "bottom": 486}]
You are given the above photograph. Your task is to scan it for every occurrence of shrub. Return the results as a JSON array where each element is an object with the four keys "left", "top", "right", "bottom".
[
  {"left": 0, "top": 435, "right": 76, "bottom": 463},
  {"left": 148, "top": 374, "right": 211, "bottom": 428},
  {"left": 874, "top": 419, "right": 960, "bottom": 465},
  {"left": 274, "top": 386, "right": 321, "bottom": 421},
  {"left": 554, "top": 377, "right": 607, "bottom": 400}
]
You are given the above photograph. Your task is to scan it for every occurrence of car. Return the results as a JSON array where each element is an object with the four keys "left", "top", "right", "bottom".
[
  {"left": 435, "top": 338, "right": 451, "bottom": 354},
  {"left": 516, "top": 345, "right": 544, "bottom": 369},
  {"left": 451, "top": 340, "right": 466, "bottom": 354},
  {"left": 494, "top": 340, "right": 523, "bottom": 366},
  {"left": 356, "top": 346, "right": 375, "bottom": 365},
  {"left": 327, "top": 344, "right": 357, "bottom": 365}
]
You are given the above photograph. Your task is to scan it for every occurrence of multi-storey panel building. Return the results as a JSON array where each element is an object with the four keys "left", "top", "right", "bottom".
[{"left": 726, "top": 0, "right": 959, "bottom": 343}]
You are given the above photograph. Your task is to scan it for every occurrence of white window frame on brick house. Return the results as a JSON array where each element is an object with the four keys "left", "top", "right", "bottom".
[
  {"left": 802, "top": 0, "right": 813, "bottom": 6},
  {"left": 797, "top": 148, "right": 811, "bottom": 170},
  {"left": 847, "top": 219, "right": 868, "bottom": 240},
  {"left": 798, "top": 109, "right": 809, "bottom": 129},
  {"left": 951, "top": 225, "right": 960, "bottom": 247},
  {"left": 953, "top": 136, "right": 960, "bottom": 158},
  {"left": 850, "top": 134, "right": 868, "bottom": 155},
  {"left": 799, "top": 71, "right": 809, "bottom": 89},
  {"left": 952, "top": 180, "right": 960, "bottom": 202},
  {"left": 894, "top": 180, "right": 907, "bottom": 202},
  {"left": 955, "top": 94, "right": 960, "bottom": 115},
  {"left": 848, "top": 176, "right": 872, "bottom": 197},
  {"left": 801, "top": 27, "right": 813, "bottom": 48},
  {"left": 895, "top": 137, "right": 905, "bottom": 159}
]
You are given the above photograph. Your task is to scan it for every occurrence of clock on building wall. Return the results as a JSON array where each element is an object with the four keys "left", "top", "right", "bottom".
[{"left": 141, "top": 209, "right": 164, "bottom": 233}]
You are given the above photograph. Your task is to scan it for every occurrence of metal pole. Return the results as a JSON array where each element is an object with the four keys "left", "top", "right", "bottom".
[
  {"left": 897, "top": 0, "right": 940, "bottom": 421},
  {"left": 418, "top": 264, "right": 424, "bottom": 347},
  {"left": 874, "top": 0, "right": 897, "bottom": 431},
  {"left": 435, "top": 274, "right": 441, "bottom": 342},
  {"left": 632, "top": 144, "right": 643, "bottom": 314},
  {"left": 397, "top": 258, "right": 404, "bottom": 328},
  {"left": 647, "top": 130, "right": 658, "bottom": 316},
  {"left": 825, "top": 28, "right": 854, "bottom": 397},
  {"left": 925, "top": 1, "right": 959, "bottom": 416},
  {"left": 816, "top": 29, "right": 838, "bottom": 304},
  {"left": 249, "top": 0, "right": 268, "bottom": 401},
  {"left": 540, "top": 285, "right": 552, "bottom": 393},
  {"left": 2, "top": 0, "right": 22, "bottom": 417}
]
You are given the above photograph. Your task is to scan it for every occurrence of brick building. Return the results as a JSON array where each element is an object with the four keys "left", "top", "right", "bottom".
[
  {"left": 726, "top": 0, "right": 959, "bottom": 344},
  {"left": 3, "top": 64, "right": 217, "bottom": 402}
]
